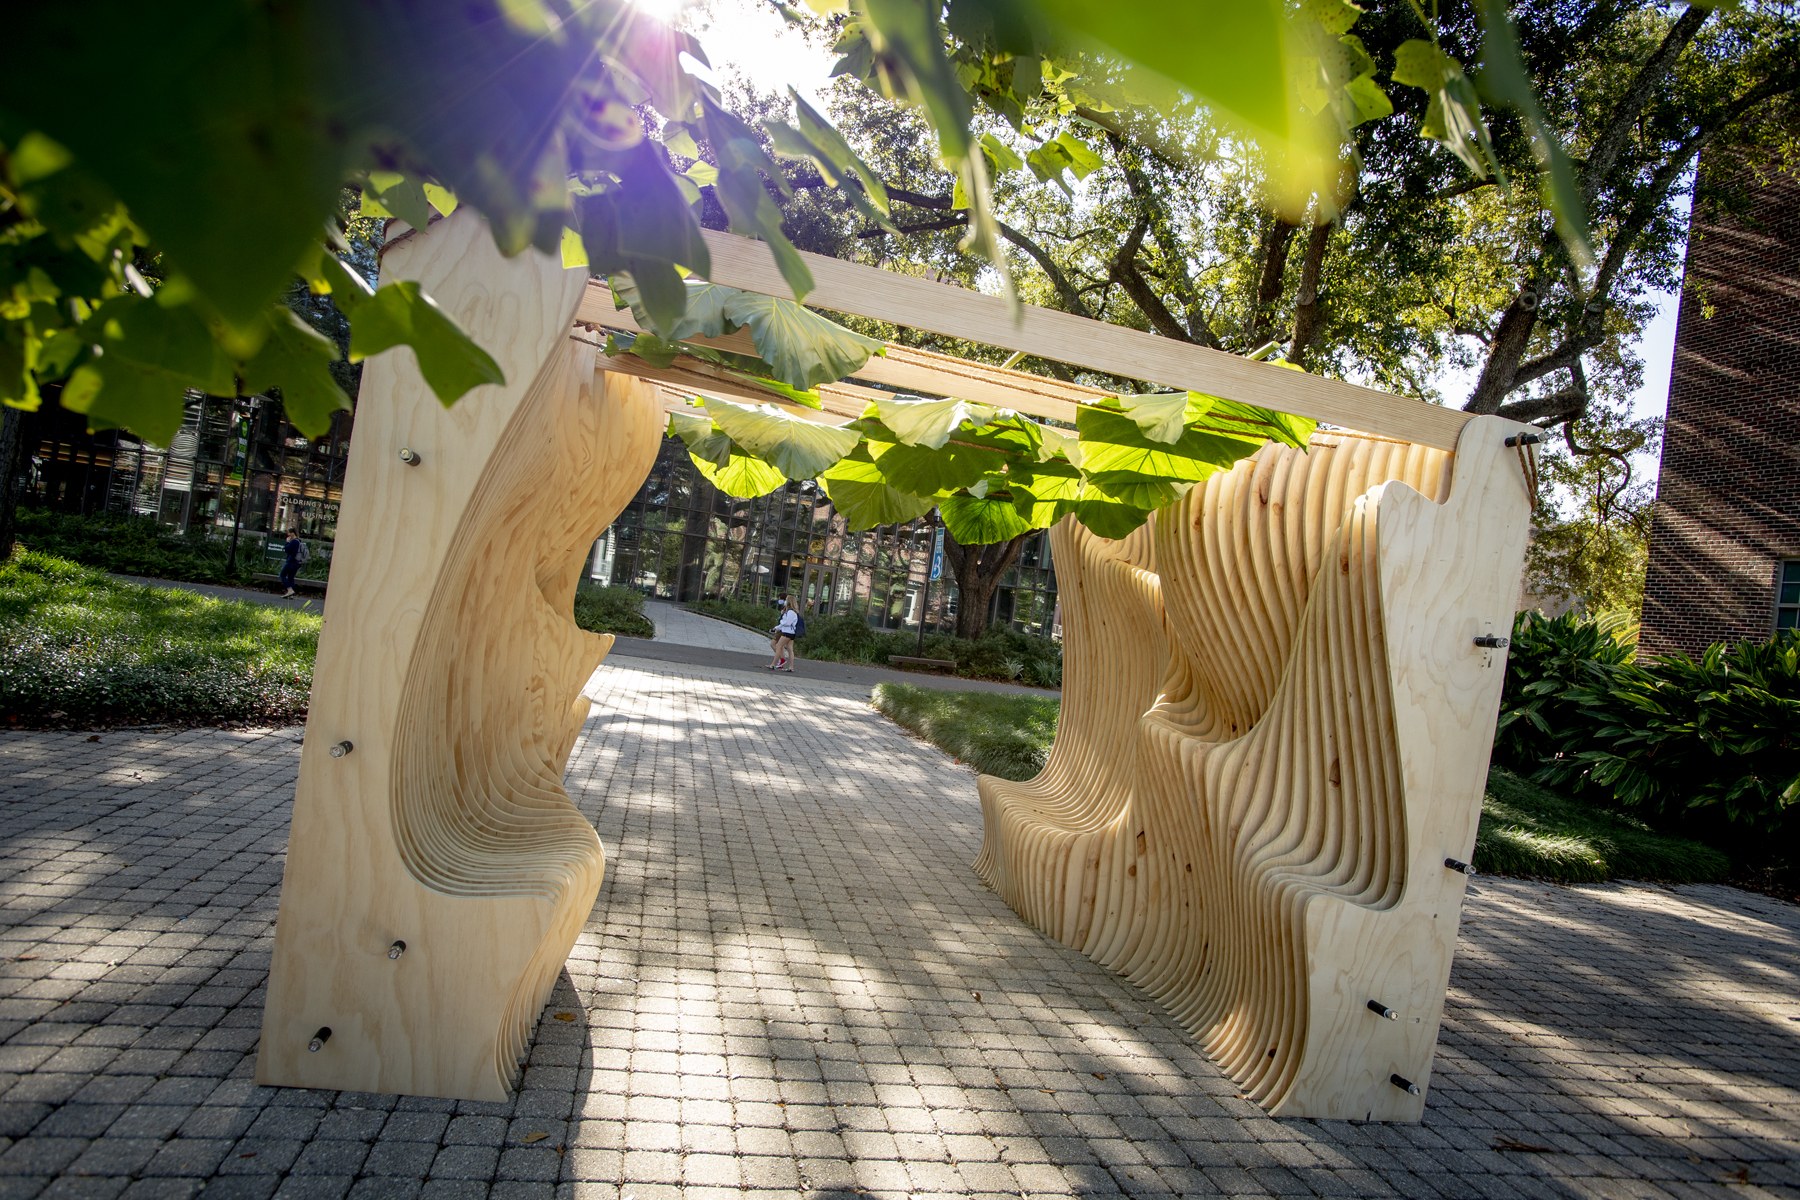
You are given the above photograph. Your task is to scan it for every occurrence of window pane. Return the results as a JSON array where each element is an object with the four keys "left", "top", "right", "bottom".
[
  {"left": 1779, "top": 608, "right": 1799, "bottom": 629},
  {"left": 1783, "top": 582, "right": 1800, "bottom": 606},
  {"left": 1785, "top": 561, "right": 1800, "bottom": 583}
]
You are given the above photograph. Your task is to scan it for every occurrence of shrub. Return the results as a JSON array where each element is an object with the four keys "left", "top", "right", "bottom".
[
  {"left": 14, "top": 507, "right": 274, "bottom": 586},
  {"left": 690, "top": 596, "right": 785, "bottom": 632},
  {"left": 0, "top": 550, "right": 319, "bottom": 728},
  {"left": 1496, "top": 611, "right": 1800, "bottom": 861},
  {"left": 871, "top": 683, "right": 1059, "bottom": 781},
  {"left": 686, "top": 598, "right": 1063, "bottom": 685},
  {"left": 571, "top": 584, "right": 655, "bottom": 639}
]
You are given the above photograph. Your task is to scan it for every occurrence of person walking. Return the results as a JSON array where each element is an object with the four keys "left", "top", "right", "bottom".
[
  {"left": 278, "top": 526, "right": 308, "bottom": 598},
  {"left": 767, "top": 596, "right": 802, "bottom": 672}
]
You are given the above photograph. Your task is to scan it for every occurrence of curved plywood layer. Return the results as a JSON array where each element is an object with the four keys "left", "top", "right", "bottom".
[
  {"left": 977, "top": 424, "right": 1530, "bottom": 1121},
  {"left": 257, "top": 211, "right": 663, "bottom": 1100}
]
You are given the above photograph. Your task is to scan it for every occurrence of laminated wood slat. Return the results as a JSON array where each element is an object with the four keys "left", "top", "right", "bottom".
[
  {"left": 259, "top": 210, "right": 1531, "bottom": 1119},
  {"left": 976, "top": 419, "right": 1531, "bottom": 1121},
  {"left": 257, "top": 210, "right": 664, "bottom": 1100}
]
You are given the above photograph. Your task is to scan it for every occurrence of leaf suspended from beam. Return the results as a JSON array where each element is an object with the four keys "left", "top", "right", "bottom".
[
  {"left": 819, "top": 449, "right": 938, "bottom": 529},
  {"left": 701, "top": 394, "right": 860, "bottom": 478}
]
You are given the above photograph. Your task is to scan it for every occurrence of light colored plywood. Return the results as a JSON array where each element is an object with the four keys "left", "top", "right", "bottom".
[
  {"left": 976, "top": 417, "right": 1531, "bottom": 1121},
  {"left": 584, "top": 289, "right": 1098, "bottom": 424},
  {"left": 261, "top": 211, "right": 1531, "bottom": 1119},
  {"left": 257, "top": 210, "right": 664, "bottom": 1100},
  {"left": 697, "top": 230, "right": 1474, "bottom": 450}
]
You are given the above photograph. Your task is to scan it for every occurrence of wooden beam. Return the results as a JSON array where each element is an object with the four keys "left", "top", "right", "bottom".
[
  {"left": 593, "top": 353, "right": 862, "bottom": 425},
  {"left": 696, "top": 230, "right": 1474, "bottom": 451},
  {"left": 580, "top": 286, "right": 1095, "bottom": 425}
]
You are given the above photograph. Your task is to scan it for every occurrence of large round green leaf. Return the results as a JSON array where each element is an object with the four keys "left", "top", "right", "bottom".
[{"left": 702, "top": 395, "right": 860, "bottom": 478}]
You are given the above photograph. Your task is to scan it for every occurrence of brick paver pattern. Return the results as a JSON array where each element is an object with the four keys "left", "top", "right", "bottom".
[{"left": 2, "top": 659, "right": 1798, "bottom": 1200}]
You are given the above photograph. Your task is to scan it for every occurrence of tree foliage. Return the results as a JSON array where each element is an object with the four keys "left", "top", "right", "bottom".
[
  {"left": 1523, "top": 407, "right": 1659, "bottom": 617},
  {"left": 5, "top": 0, "right": 1714, "bottom": 567}
]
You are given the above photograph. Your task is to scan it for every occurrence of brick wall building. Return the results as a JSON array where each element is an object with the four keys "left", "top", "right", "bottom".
[{"left": 1638, "top": 162, "right": 1800, "bottom": 656}]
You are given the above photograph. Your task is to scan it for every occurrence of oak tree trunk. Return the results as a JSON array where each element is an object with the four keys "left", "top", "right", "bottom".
[{"left": 944, "top": 529, "right": 1028, "bottom": 641}]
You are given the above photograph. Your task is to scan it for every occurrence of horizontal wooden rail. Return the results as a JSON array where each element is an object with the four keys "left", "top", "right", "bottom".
[{"left": 695, "top": 230, "right": 1476, "bottom": 451}]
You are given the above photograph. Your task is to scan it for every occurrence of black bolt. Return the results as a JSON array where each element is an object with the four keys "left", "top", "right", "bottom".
[
  {"left": 1391, "top": 1073, "right": 1421, "bottom": 1096},
  {"left": 388, "top": 940, "right": 407, "bottom": 960},
  {"left": 307, "top": 1027, "right": 332, "bottom": 1053},
  {"left": 1445, "top": 858, "right": 1475, "bottom": 875},
  {"left": 328, "top": 740, "right": 354, "bottom": 759},
  {"left": 1368, "top": 1000, "right": 1398, "bottom": 1020},
  {"left": 1473, "top": 635, "right": 1510, "bottom": 649},
  {"left": 1505, "top": 432, "right": 1543, "bottom": 447},
  {"left": 398, "top": 447, "right": 422, "bottom": 465}
]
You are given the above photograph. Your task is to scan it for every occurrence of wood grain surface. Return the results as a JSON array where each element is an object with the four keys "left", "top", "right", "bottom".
[{"left": 976, "top": 419, "right": 1531, "bottom": 1121}]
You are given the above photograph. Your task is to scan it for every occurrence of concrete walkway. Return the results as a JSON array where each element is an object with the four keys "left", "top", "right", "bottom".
[
  {"left": 3, "top": 661, "right": 1797, "bottom": 1199},
  {"left": 643, "top": 601, "right": 773, "bottom": 656},
  {"left": 113, "top": 574, "right": 326, "bottom": 615},
  {"left": 110, "top": 576, "right": 1051, "bottom": 697}
]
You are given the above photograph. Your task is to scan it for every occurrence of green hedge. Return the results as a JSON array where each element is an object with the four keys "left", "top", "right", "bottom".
[
  {"left": 870, "top": 682, "right": 1726, "bottom": 886},
  {"left": 572, "top": 584, "right": 655, "bottom": 639},
  {"left": 1497, "top": 611, "right": 1800, "bottom": 864},
  {"left": 13, "top": 507, "right": 305, "bottom": 586},
  {"left": 0, "top": 551, "right": 319, "bottom": 728},
  {"left": 689, "top": 598, "right": 1062, "bottom": 687},
  {"left": 871, "top": 682, "right": 1060, "bottom": 781}
]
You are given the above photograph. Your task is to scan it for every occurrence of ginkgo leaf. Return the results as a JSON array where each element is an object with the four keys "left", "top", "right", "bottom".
[
  {"left": 940, "top": 492, "right": 1032, "bottom": 545},
  {"left": 872, "top": 439, "right": 1008, "bottom": 494},
  {"left": 721, "top": 290, "right": 883, "bottom": 390},
  {"left": 1036, "top": 422, "right": 1083, "bottom": 465},
  {"left": 1117, "top": 391, "right": 1190, "bottom": 443},
  {"left": 694, "top": 449, "right": 788, "bottom": 498},
  {"left": 819, "top": 451, "right": 938, "bottom": 529},
  {"left": 667, "top": 408, "right": 732, "bottom": 467},
  {"left": 873, "top": 394, "right": 998, "bottom": 448},
  {"left": 616, "top": 277, "right": 740, "bottom": 342},
  {"left": 701, "top": 394, "right": 859, "bottom": 478}
]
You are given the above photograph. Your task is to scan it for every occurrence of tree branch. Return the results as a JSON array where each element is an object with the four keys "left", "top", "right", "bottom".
[
  {"left": 1110, "top": 218, "right": 1210, "bottom": 344},
  {"left": 997, "top": 219, "right": 1098, "bottom": 318},
  {"left": 1248, "top": 216, "right": 1299, "bottom": 347},
  {"left": 858, "top": 216, "right": 968, "bottom": 238},
  {"left": 1495, "top": 386, "right": 1588, "bottom": 425},
  {"left": 1579, "top": 5, "right": 1712, "bottom": 207},
  {"left": 1289, "top": 220, "right": 1332, "bottom": 368}
]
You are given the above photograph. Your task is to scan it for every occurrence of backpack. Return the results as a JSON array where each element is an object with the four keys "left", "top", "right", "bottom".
[
  {"left": 792, "top": 613, "right": 806, "bottom": 638},
  {"left": 295, "top": 539, "right": 311, "bottom": 565}
]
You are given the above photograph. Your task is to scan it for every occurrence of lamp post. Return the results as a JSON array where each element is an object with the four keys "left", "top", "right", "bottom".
[{"left": 916, "top": 509, "right": 940, "bottom": 656}]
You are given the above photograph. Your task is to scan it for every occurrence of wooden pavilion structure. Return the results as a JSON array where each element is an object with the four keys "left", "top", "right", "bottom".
[{"left": 257, "top": 209, "right": 1535, "bottom": 1122}]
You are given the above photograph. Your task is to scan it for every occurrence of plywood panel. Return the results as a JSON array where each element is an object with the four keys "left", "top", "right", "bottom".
[
  {"left": 976, "top": 418, "right": 1531, "bottom": 1121},
  {"left": 257, "top": 210, "right": 663, "bottom": 1100}
]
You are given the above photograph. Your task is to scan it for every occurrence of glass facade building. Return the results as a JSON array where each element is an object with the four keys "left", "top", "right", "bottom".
[
  {"left": 590, "top": 438, "right": 1060, "bottom": 637},
  {"left": 20, "top": 398, "right": 1060, "bottom": 637},
  {"left": 20, "top": 390, "right": 353, "bottom": 573}
]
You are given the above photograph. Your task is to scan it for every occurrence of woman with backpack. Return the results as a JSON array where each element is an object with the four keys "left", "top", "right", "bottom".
[
  {"left": 767, "top": 597, "right": 803, "bottom": 672},
  {"left": 279, "top": 526, "right": 309, "bottom": 598}
]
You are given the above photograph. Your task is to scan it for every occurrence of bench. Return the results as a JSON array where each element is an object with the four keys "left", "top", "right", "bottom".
[
  {"left": 888, "top": 655, "right": 957, "bottom": 672},
  {"left": 254, "top": 573, "right": 327, "bottom": 593}
]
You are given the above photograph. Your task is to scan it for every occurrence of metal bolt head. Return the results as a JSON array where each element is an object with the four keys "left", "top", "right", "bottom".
[
  {"left": 388, "top": 940, "right": 406, "bottom": 960},
  {"left": 1368, "top": 1000, "right": 1399, "bottom": 1020},
  {"left": 398, "top": 447, "right": 422, "bottom": 465},
  {"left": 328, "top": 740, "right": 353, "bottom": 759},
  {"left": 307, "top": 1026, "right": 332, "bottom": 1052}
]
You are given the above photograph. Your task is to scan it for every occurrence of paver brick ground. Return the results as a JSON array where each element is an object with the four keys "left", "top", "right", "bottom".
[{"left": 2, "top": 658, "right": 1797, "bottom": 1199}]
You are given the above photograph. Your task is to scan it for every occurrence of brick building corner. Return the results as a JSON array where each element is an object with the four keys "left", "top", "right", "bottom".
[{"left": 1638, "top": 162, "right": 1800, "bottom": 656}]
